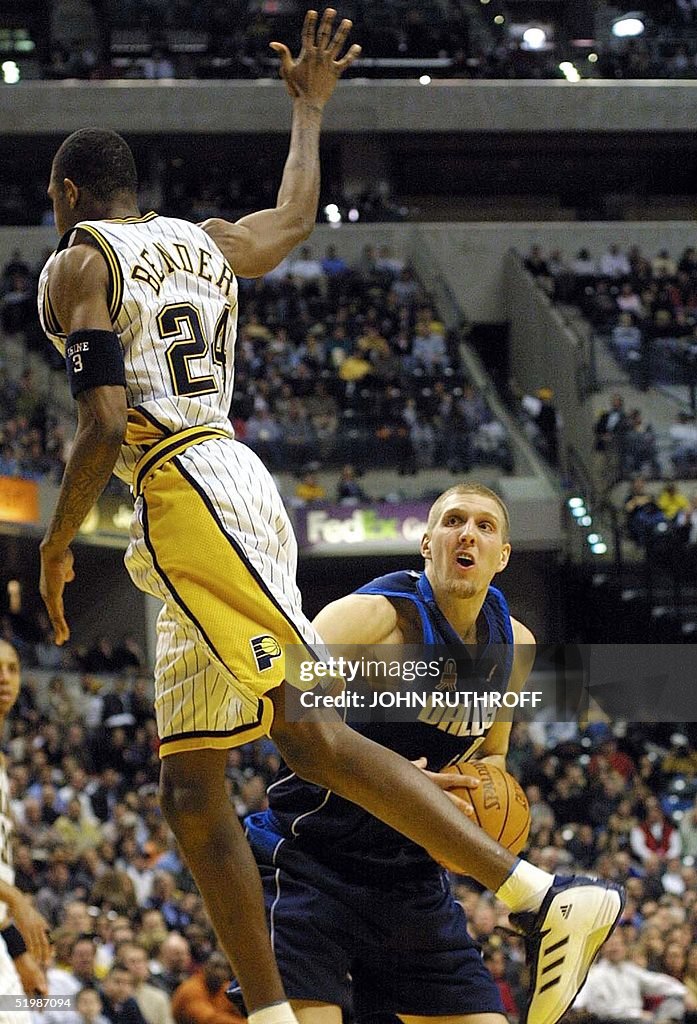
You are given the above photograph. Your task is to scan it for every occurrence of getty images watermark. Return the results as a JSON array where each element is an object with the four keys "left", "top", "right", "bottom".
[
  {"left": 279, "top": 643, "right": 697, "bottom": 725},
  {"left": 297, "top": 656, "right": 541, "bottom": 711}
]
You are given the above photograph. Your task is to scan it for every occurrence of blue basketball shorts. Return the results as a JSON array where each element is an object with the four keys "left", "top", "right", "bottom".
[{"left": 233, "top": 818, "right": 504, "bottom": 1018}]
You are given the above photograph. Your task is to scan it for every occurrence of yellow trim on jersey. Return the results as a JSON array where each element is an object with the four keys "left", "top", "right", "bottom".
[
  {"left": 77, "top": 224, "right": 124, "bottom": 322},
  {"left": 42, "top": 285, "right": 63, "bottom": 337},
  {"left": 102, "top": 211, "right": 159, "bottom": 224},
  {"left": 125, "top": 409, "right": 167, "bottom": 449},
  {"left": 158, "top": 697, "right": 275, "bottom": 758},
  {"left": 133, "top": 425, "right": 231, "bottom": 497}
]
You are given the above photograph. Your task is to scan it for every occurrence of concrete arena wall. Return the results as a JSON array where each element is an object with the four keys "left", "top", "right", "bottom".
[{"left": 9, "top": 221, "right": 697, "bottom": 324}]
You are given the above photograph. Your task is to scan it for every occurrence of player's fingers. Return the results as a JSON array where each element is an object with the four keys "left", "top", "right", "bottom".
[
  {"left": 446, "top": 791, "right": 475, "bottom": 817},
  {"left": 33, "top": 926, "right": 51, "bottom": 966},
  {"left": 49, "top": 605, "right": 69, "bottom": 646},
  {"left": 440, "top": 773, "right": 480, "bottom": 791},
  {"left": 328, "top": 18, "right": 353, "bottom": 58},
  {"left": 269, "top": 42, "right": 294, "bottom": 73},
  {"left": 317, "top": 7, "right": 336, "bottom": 49},
  {"left": 302, "top": 9, "right": 319, "bottom": 51},
  {"left": 334, "top": 43, "right": 362, "bottom": 72}
]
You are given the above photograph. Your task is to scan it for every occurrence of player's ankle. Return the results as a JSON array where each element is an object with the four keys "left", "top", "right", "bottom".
[
  {"left": 495, "top": 859, "right": 554, "bottom": 914},
  {"left": 248, "top": 1002, "right": 299, "bottom": 1024}
]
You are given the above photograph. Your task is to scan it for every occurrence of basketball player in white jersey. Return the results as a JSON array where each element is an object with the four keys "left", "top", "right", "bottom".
[
  {"left": 0, "top": 640, "right": 51, "bottom": 1018},
  {"left": 38, "top": 11, "right": 624, "bottom": 1024}
]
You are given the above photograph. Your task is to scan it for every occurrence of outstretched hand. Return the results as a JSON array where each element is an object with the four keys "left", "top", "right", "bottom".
[{"left": 270, "top": 8, "right": 362, "bottom": 106}]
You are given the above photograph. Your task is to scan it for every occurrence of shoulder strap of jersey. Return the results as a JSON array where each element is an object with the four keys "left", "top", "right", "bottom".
[
  {"left": 57, "top": 223, "right": 124, "bottom": 322},
  {"left": 354, "top": 571, "right": 437, "bottom": 643}
]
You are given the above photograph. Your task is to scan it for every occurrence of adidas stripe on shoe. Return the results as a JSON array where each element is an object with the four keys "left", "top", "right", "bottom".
[{"left": 510, "top": 875, "right": 626, "bottom": 1024}]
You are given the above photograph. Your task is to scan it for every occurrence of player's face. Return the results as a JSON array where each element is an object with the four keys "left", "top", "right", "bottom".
[
  {"left": 421, "top": 494, "right": 510, "bottom": 600},
  {"left": 0, "top": 640, "right": 20, "bottom": 717}
]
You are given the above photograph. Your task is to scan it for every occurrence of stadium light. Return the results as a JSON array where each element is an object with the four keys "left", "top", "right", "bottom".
[
  {"left": 324, "top": 203, "right": 342, "bottom": 225},
  {"left": 611, "top": 13, "right": 645, "bottom": 38},
  {"left": 2, "top": 60, "right": 19, "bottom": 84},
  {"left": 522, "top": 27, "right": 547, "bottom": 50},
  {"left": 568, "top": 497, "right": 584, "bottom": 509}
]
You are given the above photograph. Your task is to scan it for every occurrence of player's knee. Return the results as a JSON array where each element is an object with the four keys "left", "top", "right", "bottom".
[{"left": 159, "top": 768, "right": 219, "bottom": 831}]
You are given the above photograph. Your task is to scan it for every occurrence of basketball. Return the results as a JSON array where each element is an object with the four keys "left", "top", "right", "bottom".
[{"left": 444, "top": 762, "right": 531, "bottom": 854}]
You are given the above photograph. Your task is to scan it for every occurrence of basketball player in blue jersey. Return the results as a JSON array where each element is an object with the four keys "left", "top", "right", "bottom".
[
  {"left": 233, "top": 483, "right": 565, "bottom": 1024},
  {"left": 37, "top": 11, "right": 623, "bottom": 1024},
  {"left": 0, "top": 641, "right": 51, "bottom": 1016}
]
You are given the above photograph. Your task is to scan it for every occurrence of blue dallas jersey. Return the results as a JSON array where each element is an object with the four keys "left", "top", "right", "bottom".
[{"left": 246, "top": 570, "right": 515, "bottom": 885}]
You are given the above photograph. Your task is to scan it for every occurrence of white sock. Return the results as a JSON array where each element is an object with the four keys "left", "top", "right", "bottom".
[
  {"left": 248, "top": 1003, "right": 299, "bottom": 1024},
  {"left": 496, "top": 859, "right": 555, "bottom": 914}
]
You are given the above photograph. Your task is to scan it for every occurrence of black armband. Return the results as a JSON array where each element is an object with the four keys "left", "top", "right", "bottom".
[
  {"left": 65, "top": 329, "right": 126, "bottom": 399},
  {"left": 1, "top": 923, "right": 27, "bottom": 960}
]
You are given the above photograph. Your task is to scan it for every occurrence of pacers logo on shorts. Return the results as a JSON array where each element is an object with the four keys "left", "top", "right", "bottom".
[{"left": 251, "top": 634, "right": 282, "bottom": 672}]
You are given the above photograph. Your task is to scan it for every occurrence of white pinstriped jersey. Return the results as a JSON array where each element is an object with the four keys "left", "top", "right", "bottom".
[
  {"left": 38, "top": 214, "right": 239, "bottom": 484},
  {"left": 0, "top": 756, "right": 13, "bottom": 926}
]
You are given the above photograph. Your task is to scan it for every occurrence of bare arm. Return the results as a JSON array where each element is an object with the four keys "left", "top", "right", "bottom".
[
  {"left": 202, "top": 8, "right": 360, "bottom": 278},
  {"left": 473, "top": 617, "right": 536, "bottom": 770},
  {"left": 39, "top": 244, "right": 128, "bottom": 644},
  {"left": 0, "top": 880, "right": 51, "bottom": 966},
  {"left": 313, "top": 592, "right": 400, "bottom": 645}
]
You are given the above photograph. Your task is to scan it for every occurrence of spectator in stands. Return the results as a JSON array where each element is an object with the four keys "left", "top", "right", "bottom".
[
  {"left": 72, "top": 986, "right": 111, "bottom": 1024},
  {"left": 631, "top": 798, "right": 681, "bottom": 864},
  {"left": 571, "top": 248, "right": 597, "bottom": 279},
  {"left": 621, "top": 410, "right": 661, "bottom": 479},
  {"left": 55, "top": 936, "right": 100, "bottom": 994},
  {"left": 624, "top": 478, "right": 666, "bottom": 546},
  {"left": 150, "top": 934, "right": 191, "bottom": 997},
  {"left": 653, "top": 250, "right": 678, "bottom": 280},
  {"left": 482, "top": 945, "right": 521, "bottom": 1021},
  {"left": 289, "top": 245, "right": 324, "bottom": 289},
  {"left": 571, "top": 927, "right": 690, "bottom": 1021},
  {"left": 100, "top": 965, "right": 149, "bottom": 1024},
  {"left": 171, "top": 952, "right": 242, "bottom": 1024},
  {"left": 117, "top": 943, "right": 174, "bottom": 1024},
  {"left": 375, "top": 245, "right": 404, "bottom": 280},
  {"left": 320, "top": 245, "right": 348, "bottom": 278},
  {"left": 657, "top": 481, "right": 690, "bottom": 524},
  {"left": 521, "top": 386, "right": 560, "bottom": 465},
  {"left": 336, "top": 464, "right": 366, "bottom": 504},
  {"left": 616, "top": 281, "right": 645, "bottom": 318},
  {"left": 1, "top": 271, "right": 33, "bottom": 334},
  {"left": 293, "top": 470, "right": 326, "bottom": 505},
  {"left": 611, "top": 313, "right": 642, "bottom": 362},
  {"left": 600, "top": 243, "right": 632, "bottom": 279},
  {"left": 595, "top": 392, "right": 629, "bottom": 474}
]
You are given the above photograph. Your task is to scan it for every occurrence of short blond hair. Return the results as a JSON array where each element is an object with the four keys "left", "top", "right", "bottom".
[{"left": 426, "top": 484, "right": 510, "bottom": 542}]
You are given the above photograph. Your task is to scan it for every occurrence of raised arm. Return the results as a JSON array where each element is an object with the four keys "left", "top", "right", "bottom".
[{"left": 202, "top": 8, "right": 361, "bottom": 278}]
